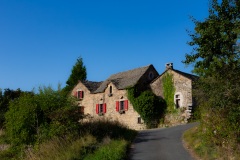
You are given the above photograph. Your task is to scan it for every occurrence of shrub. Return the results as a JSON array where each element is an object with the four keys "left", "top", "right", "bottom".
[
  {"left": 127, "top": 87, "right": 166, "bottom": 128},
  {"left": 79, "top": 119, "right": 137, "bottom": 142},
  {"left": 4, "top": 86, "right": 81, "bottom": 147}
]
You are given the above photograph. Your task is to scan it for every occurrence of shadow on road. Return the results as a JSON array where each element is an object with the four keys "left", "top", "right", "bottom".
[{"left": 129, "top": 122, "right": 199, "bottom": 160}]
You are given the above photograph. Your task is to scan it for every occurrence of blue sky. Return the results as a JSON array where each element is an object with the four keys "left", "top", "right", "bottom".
[{"left": 0, "top": 0, "right": 209, "bottom": 91}]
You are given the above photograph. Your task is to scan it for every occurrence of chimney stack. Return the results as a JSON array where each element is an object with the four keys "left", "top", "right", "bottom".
[{"left": 165, "top": 63, "right": 173, "bottom": 70}]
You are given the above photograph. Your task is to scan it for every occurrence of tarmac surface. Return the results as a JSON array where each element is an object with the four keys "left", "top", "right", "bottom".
[{"left": 129, "top": 123, "right": 198, "bottom": 160}]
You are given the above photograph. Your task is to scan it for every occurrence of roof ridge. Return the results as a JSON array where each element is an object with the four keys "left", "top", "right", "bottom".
[
  {"left": 93, "top": 64, "right": 153, "bottom": 93},
  {"left": 172, "top": 69, "right": 198, "bottom": 78},
  {"left": 109, "top": 64, "right": 152, "bottom": 78}
]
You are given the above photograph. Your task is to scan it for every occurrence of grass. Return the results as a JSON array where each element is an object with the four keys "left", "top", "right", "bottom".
[
  {"left": 25, "top": 134, "right": 97, "bottom": 160},
  {"left": 84, "top": 139, "right": 128, "bottom": 160},
  {"left": 0, "top": 119, "right": 137, "bottom": 160},
  {"left": 183, "top": 125, "right": 240, "bottom": 160},
  {"left": 183, "top": 126, "right": 218, "bottom": 160}
]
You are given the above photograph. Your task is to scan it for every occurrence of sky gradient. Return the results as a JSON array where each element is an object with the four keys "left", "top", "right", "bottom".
[{"left": 0, "top": 0, "right": 209, "bottom": 91}]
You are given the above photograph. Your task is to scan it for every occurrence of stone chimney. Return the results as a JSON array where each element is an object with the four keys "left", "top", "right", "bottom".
[{"left": 165, "top": 63, "right": 173, "bottom": 70}]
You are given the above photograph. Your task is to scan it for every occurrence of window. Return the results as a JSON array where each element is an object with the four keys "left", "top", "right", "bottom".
[
  {"left": 175, "top": 94, "right": 180, "bottom": 108},
  {"left": 75, "top": 90, "right": 84, "bottom": 99},
  {"left": 176, "top": 99, "right": 180, "bottom": 108},
  {"left": 137, "top": 117, "right": 142, "bottom": 124},
  {"left": 120, "top": 101, "right": 124, "bottom": 111},
  {"left": 96, "top": 103, "right": 106, "bottom": 115},
  {"left": 148, "top": 72, "right": 154, "bottom": 80},
  {"left": 108, "top": 86, "right": 113, "bottom": 97},
  {"left": 116, "top": 100, "right": 128, "bottom": 113}
]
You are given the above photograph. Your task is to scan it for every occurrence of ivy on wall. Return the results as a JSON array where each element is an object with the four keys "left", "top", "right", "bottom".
[
  {"left": 162, "top": 73, "right": 176, "bottom": 113},
  {"left": 127, "top": 87, "right": 166, "bottom": 128}
]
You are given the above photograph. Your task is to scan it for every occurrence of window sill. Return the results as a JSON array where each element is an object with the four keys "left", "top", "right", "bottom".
[
  {"left": 98, "top": 113, "right": 104, "bottom": 116},
  {"left": 119, "top": 110, "right": 125, "bottom": 114}
]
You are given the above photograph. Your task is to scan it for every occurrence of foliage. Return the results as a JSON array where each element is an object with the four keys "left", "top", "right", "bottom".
[
  {"left": 183, "top": 126, "right": 218, "bottom": 160},
  {"left": 183, "top": 125, "right": 240, "bottom": 160},
  {"left": 183, "top": 0, "right": 240, "bottom": 155},
  {"left": 127, "top": 87, "right": 166, "bottom": 128},
  {"left": 0, "top": 88, "right": 28, "bottom": 127},
  {"left": 4, "top": 86, "right": 81, "bottom": 147},
  {"left": 84, "top": 139, "right": 128, "bottom": 160},
  {"left": 1, "top": 119, "right": 137, "bottom": 160},
  {"left": 79, "top": 119, "right": 137, "bottom": 142},
  {"left": 184, "top": 0, "right": 240, "bottom": 77},
  {"left": 162, "top": 73, "right": 176, "bottom": 113},
  {"left": 25, "top": 134, "right": 97, "bottom": 160},
  {"left": 63, "top": 57, "right": 87, "bottom": 94},
  {"left": 5, "top": 93, "right": 37, "bottom": 146}
]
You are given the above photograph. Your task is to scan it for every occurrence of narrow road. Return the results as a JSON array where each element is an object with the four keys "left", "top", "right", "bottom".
[{"left": 129, "top": 123, "right": 198, "bottom": 160}]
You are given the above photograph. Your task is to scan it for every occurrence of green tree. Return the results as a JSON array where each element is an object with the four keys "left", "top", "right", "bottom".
[
  {"left": 0, "top": 88, "right": 27, "bottom": 127},
  {"left": 5, "top": 86, "right": 81, "bottom": 146},
  {"left": 64, "top": 57, "right": 87, "bottom": 93},
  {"left": 183, "top": 0, "right": 240, "bottom": 154},
  {"left": 5, "top": 93, "right": 38, "bottom": 145}
]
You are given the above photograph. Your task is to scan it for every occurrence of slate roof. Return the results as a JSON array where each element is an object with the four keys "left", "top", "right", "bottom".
[
  {"left": 172, "top": 69, "right": 198, "bottom": 80},
  {"left": 82, "top": 81, "right": 103, "bottom": 93},
  {"left": 93, "top": 65, "right": 153, "bottom": 93}
]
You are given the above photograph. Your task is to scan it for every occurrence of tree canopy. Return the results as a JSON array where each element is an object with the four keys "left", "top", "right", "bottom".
[
  {"left": 5, "top": 86, "right": 81, "bottom": 146},
  {"left": 184, "top": 0, "right": 240, "bottom": 78},
  {"left": 64, "top": 57, "right": 87, "bottom": 93},
  {"left": 0, "top": 88, "right": 29, "bottom": 127},
  {"left": 183, "top": 0, "right": 240, "bottom": 155}
]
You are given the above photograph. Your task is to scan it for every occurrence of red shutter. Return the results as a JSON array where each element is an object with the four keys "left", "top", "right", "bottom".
[
  {"left": 81, "top": 91, "right": 84, "bottom": 98},
  {"left": 103, "top": 103, "right": 107, "bottom": 113},
  {"left": 124, "top": 100, "right": 128, "bottom": 111},
  {"left": 96, "top": 104, "right": 99, "bottom": 114},
  {"left": 116, "top": 101, "right": 119, "bottom": 112}
]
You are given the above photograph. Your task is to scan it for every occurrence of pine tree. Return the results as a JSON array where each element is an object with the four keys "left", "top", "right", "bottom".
[{"left": 64, "top": 57, "right": 87, "bottom": 93}]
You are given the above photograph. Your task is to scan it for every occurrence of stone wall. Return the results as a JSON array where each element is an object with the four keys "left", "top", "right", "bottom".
[
  {"left": 150, "top": 69, "right": 193, "bottom": 108},
  {"left": 72, "top": 82, "right": 146, "bottom": 130},
  {"left": 150, "top": 69, "right": 193, "bottom": 122}
]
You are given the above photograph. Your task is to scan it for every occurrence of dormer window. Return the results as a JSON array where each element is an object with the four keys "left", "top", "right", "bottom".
[
  {"left": 75, "top": 90, "right": 84, "bottom": 99},
  {"left": 108, "top": 86, "right": 113, "bottom": 97}
]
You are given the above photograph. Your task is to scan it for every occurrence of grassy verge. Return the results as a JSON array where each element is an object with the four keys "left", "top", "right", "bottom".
[
  {"left": 25, "top": 134, "right": 97, "bottom": 160},
  {"left": 84, "top": 139, "right": 128, "bottom": 160},
  {"left": 0, "top": 119, "right": 137, "bottom": 160},
  {"left": 183, "top": 125, "right": 240, "bottom": 160}
]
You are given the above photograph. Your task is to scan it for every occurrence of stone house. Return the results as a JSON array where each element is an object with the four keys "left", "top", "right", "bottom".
[
  {"left": 150, "top": 63, "right": 198, "bottom": 121},
  {"left": 71, "top": 63, "right": 197, "bottom": 129}
]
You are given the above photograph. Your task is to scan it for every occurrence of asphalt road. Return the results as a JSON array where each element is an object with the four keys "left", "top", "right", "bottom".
[{"left": 129, "top": 123, "right": 198, "bottom": 160}]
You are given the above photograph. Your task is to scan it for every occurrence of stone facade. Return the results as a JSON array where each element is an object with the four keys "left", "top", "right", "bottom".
[
  {"left": 71, "top": 65, "right": 158, "bottom": 130},
  {"left": 71, "top": 63, "right": 197, "bottom": 130},
  {"left": 150, "top": 63, "right": 197, "bottom": 123}
]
